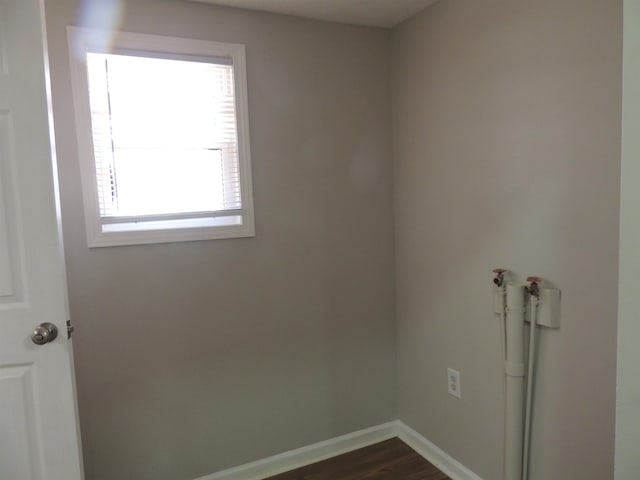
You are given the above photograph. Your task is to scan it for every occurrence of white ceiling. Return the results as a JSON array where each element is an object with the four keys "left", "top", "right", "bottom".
[{"left": 190, "top": 0, "right": 441, "bottom": 28}]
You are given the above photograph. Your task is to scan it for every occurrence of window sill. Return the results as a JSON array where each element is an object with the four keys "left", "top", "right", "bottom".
[{"left": 87, "top": 217, "right": 255, "bottom": 247}]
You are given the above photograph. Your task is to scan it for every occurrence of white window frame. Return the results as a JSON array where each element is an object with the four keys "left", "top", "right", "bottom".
[{"left": 67, "top": 27, "right": 255, "bottom": 247}]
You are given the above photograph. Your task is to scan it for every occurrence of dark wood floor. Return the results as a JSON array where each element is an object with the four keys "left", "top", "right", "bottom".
[{"left": 263, "top": 438, "right": 450, "bottom": 480}]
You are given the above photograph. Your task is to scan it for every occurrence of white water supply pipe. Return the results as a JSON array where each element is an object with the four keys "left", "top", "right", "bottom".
[
  {"left": 493, "top": 272, "right": 507, "bottom": 383},
  {"left": 493, "top": 277, "right": 509, "bottom": 477},
  {"left": 522, "top": 289, "right": 540, "bottom": 480},
  {"left": 504, "top": 283, "right": 526, "bottom": 480}
]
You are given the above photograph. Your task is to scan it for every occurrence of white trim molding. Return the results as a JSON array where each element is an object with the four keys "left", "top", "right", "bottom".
[
  {"left": 195, "top": 420, "right": 484, "bottom": 480},
  {"left": 195, "top": 422, "right": 398, "bottom": 480},
  {"left": 395, "top": 421, "right": 484, "bottom": 480}
]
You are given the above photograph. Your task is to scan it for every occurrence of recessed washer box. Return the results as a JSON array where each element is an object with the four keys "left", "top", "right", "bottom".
[{"left": 537, "top": 287, "right": 561, "bottom": 329}]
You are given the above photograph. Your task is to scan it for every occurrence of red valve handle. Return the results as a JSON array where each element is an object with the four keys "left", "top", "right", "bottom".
[{"left": 526, "top": 276, "right": 542, "bottom": 283}]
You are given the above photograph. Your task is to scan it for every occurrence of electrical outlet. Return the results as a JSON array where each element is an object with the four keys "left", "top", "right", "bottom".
[{"left": 447, "top": 368, "right": 461, "bottom": 399}]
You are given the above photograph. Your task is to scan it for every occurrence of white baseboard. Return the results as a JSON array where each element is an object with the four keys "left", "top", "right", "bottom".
[
  {"left": 395, "top": 421, "right": 484, "bottom": 480},
  {"left": 195, "top": 420, "right": 484, "bottom": 480},
  {"left": 194, "top": 422, "right": 398, "bottom": 480}
]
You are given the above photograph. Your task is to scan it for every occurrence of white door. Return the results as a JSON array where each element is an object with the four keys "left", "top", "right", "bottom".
[{"left": 0, "top": 0, "right": 84, "bottom": 479}]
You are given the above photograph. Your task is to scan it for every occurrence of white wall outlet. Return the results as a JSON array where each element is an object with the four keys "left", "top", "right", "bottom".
[{"left": 447, "top": 368, "right": 461, "bottom": 399}]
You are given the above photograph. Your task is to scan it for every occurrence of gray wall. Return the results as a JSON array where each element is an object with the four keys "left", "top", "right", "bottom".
[
  {"left": 44, "top": 0, "right": 624, "bottom": 479},
  {"left": 392, "top": 1, "right": 621, "bottom": 479},
  {"left": 616, "top": 1, "right": 640, "bottom": 478},
  {"left": 44, "top": 2, "right": 396, "bottom": 479}
]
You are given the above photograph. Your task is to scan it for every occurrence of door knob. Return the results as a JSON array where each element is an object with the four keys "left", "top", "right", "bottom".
[{"left": 31, "top": 322, "right": 58, "bottom": 345}]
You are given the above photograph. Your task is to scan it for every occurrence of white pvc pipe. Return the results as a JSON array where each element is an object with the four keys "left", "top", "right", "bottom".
[
  {"left": 495, "top": 282, "right": 509, "bottom": 477},
  {"left": 495, "top": 283, "right": 507, "bottom": 381},
  {"left": 504, "top": 283, "right": 526, "bottom": 480},
  {"left": 522, "top": 294, "right": 539, "bottom": 480}
]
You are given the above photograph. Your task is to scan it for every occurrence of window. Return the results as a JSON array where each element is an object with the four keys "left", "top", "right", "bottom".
[{"left": 67, "top": 28, "right": 255, "bottom": 247}]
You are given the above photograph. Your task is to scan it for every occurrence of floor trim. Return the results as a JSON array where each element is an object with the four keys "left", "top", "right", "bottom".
[
  {"left": 395, "top": 421, "right": 484, "bottom": 480},
  {"left": 195, "top": 420, "right": 484, "bottom": 480},
  {"left": 194, "top": 422, "right": 398, "bottom": 480}
]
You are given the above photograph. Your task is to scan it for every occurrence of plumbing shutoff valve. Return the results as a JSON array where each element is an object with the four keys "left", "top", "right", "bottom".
[
  {"left": 526, "top": 276, "right": 542, "bottom": 297},
  {"left": 524, "top": 276, "right": 561, "bottom": 328},
  {"left": 492, "top": 268, "right": 507, "bottom": 314},
  {"left": 492, "top": 268, "right": 507, "bottom": 287}
]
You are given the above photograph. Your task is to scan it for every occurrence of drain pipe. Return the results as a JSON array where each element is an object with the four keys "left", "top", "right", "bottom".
[
  {"left": 494, "top": 271, "right": 560, "bottom": 480},
  {"left": 504, "top": 282, "right": 526, "bottom": 480},
  {"left": 522, "top": 277, "right": 541, "bottom": 480}
]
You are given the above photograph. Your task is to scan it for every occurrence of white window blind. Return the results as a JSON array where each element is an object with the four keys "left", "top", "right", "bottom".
[{"left": 86, "top": 52, "right": 243, "bottom": 222}]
